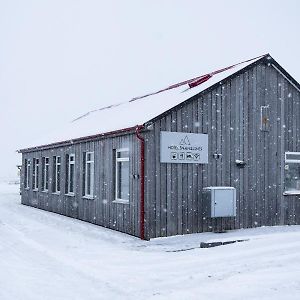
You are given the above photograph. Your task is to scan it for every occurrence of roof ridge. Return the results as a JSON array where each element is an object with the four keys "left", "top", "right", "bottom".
[{"left": 72, "top": 54, "right": 267, "bottom": 123}]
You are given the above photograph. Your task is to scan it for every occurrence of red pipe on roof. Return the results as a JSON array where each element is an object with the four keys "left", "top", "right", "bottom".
[{"left": 135, "top": 125, "right": 146, "bottom": 240}]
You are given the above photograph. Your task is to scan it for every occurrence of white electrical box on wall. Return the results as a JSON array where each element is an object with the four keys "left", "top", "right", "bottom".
[{"left": 202, "top": 187, "right": 236, "bottom": 218}]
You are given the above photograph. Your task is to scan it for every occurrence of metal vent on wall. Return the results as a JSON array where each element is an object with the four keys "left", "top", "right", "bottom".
[{"left": 260, "top": 105, "right": 270, "bottom": 131}]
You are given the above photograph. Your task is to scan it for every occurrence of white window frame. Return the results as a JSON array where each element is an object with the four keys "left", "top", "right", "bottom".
[
  {"left": 53, "top": 156, "right": 61, "bottom": 194},
  {"left": 84, "top": 152, "right": 94, "bottom": 198},
  {"left": 114, "top": 148, "right": 130, "bottom": 203},
  {"left": 66, "top": 154, "right": 75, "bottom": 195},
  {"left": 32, "top": 158, "right": 39, "bottom": 191},
  {"left": 24, "top": 159, "right": 31, "bottom": 189},
  {"left": 42, "top": 157, "right": 49, "bottom": 192},
  {"left": 284, "top": 152, "right": 300, "bottom": 195},
  {"left": 285, "top": 152, "right": 300, "bottom": 163}
]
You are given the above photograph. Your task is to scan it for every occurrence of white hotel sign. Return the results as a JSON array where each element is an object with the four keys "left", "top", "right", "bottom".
[{"left": 160, "top": 131, "right": 208, "bottom": 164}]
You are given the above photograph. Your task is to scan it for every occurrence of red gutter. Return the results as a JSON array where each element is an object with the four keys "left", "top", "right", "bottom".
[{"left": 135, "top": 125, "right": 146, "bottom": 240}]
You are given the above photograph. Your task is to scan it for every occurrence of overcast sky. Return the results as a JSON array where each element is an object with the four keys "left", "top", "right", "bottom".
[{"left": 0, "top": 0, "right": 299, "bottom": 180}]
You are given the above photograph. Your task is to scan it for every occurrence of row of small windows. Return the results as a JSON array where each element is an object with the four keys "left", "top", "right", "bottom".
[
  {"left": 22, "top": 150, "right": 300, "bottom": 200},
  {"left": 24, "top": 152, "right": 95, "bottom": 197},
  {"left": 23, "top": 149, "right": 130, "bottom": 201}
]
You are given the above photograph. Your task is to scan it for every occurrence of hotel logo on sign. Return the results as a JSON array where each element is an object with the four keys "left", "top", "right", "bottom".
[{"left": 160, "top": 131, "right": 208, "bottom": 164}]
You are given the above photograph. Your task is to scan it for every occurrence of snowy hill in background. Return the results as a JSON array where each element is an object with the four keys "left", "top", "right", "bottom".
[{"left": 0, "top": 182, "right": 300, "bottom": 300}]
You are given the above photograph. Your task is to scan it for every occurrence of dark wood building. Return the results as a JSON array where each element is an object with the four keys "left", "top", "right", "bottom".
[{"left": 19, "top": 55, "right": 300, "bottom": 240}]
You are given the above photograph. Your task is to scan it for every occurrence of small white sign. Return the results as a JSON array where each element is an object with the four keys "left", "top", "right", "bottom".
[{"left": 160, "top": 131, "right": 208, "bottom": 164}]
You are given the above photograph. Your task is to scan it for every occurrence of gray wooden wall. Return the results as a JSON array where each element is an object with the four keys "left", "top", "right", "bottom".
[
  {"left": 21, "top": 133, "right": 142, "bottom": 238},
  {"left": 144, "top": 60, "right": 300, "bottom": 239}
]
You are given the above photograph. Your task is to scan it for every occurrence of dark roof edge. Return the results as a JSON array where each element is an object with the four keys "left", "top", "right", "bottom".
[
  {"left": 18, "top": 126, "right": 139, "bottom": 153},
  {"left": 270, "top": 58, "right": 300, "bottom": 91},
  {"left": 144, "top": 54, "right": 300, "bottom": 126}
]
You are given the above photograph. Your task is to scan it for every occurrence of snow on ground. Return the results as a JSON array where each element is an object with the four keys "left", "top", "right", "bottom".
[{"left": 0, "top": 182, "right": 300, "bottom": 300}]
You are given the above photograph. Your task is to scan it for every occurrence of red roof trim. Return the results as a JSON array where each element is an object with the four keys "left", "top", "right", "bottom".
[{"left": 18, "top": 126, "right": 138, "bottom": 153}]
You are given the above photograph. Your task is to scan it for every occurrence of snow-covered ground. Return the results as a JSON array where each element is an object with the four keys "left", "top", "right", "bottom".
[{"left": 1, "top": 182, "right": 300, "bottom": 300}]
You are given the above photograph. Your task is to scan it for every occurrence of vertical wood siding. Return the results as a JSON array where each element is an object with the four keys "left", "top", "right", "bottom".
[
  {"left": 21, "top": 133, "right": 142, "bottom": 238},
  {"left": 144, "top": 61, "right": 300, "bottom": 238}
]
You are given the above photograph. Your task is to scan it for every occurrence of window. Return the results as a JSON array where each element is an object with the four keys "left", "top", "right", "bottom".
[
  {"left": 114, "top": 149, "right": 130, "bottom": 202},
  {"left": 66, "top": 154, "right": 75, "bottom": 194},
  {"left": 53, "top": 156, "right": 61, "bottom": 193},
  {"left": 84, "top": 152, "right": 94, "bottom": 197},
  {"left": 32, "top": 158, "right": 39, "bottom": 190},
  {"left": 24, "top": 159, "right": 30, "bottom": 189},
  {"left": 284, "top": 152, "right": 300, "bottom": 194},
  {"left": 42, "top": 157, "right": 49, "bottom": 191}
]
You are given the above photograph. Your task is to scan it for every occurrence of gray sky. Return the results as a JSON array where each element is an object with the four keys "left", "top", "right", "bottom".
[{"left": 0, "top": 0, "right": 299, "bottom": 180}]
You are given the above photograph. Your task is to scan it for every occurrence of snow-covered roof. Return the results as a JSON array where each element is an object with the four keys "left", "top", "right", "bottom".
[{"left": 20, "top": 55, "right": 266, "bottom": 151}]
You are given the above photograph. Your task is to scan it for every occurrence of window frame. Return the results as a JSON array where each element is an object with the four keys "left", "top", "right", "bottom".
[
  {"left": 52, "top": 156, "right": 61, "bottom": 194},
  {"left": 66, "top": 154, "right": 75, "bottom": 195},
  {"left": 114, "top": 148, "right": 130, "bottom": 203},
  {"left": 24, "top": 158, "right": 31, "bottom": 189},
  {"left": 32, "top": 158, "right": 39, "bottom": 191},
  {"left": 42, "top": 157, "right": 50, "bottom": 192},
  {"left": 285, "top": 152, "right": 300, "bottom": 163},
  {"left": 284, "top": 151, "right": 300, "bottom": 195},
  {"left": 84, "top": 152, "right": 94, "bottom": 198}
]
